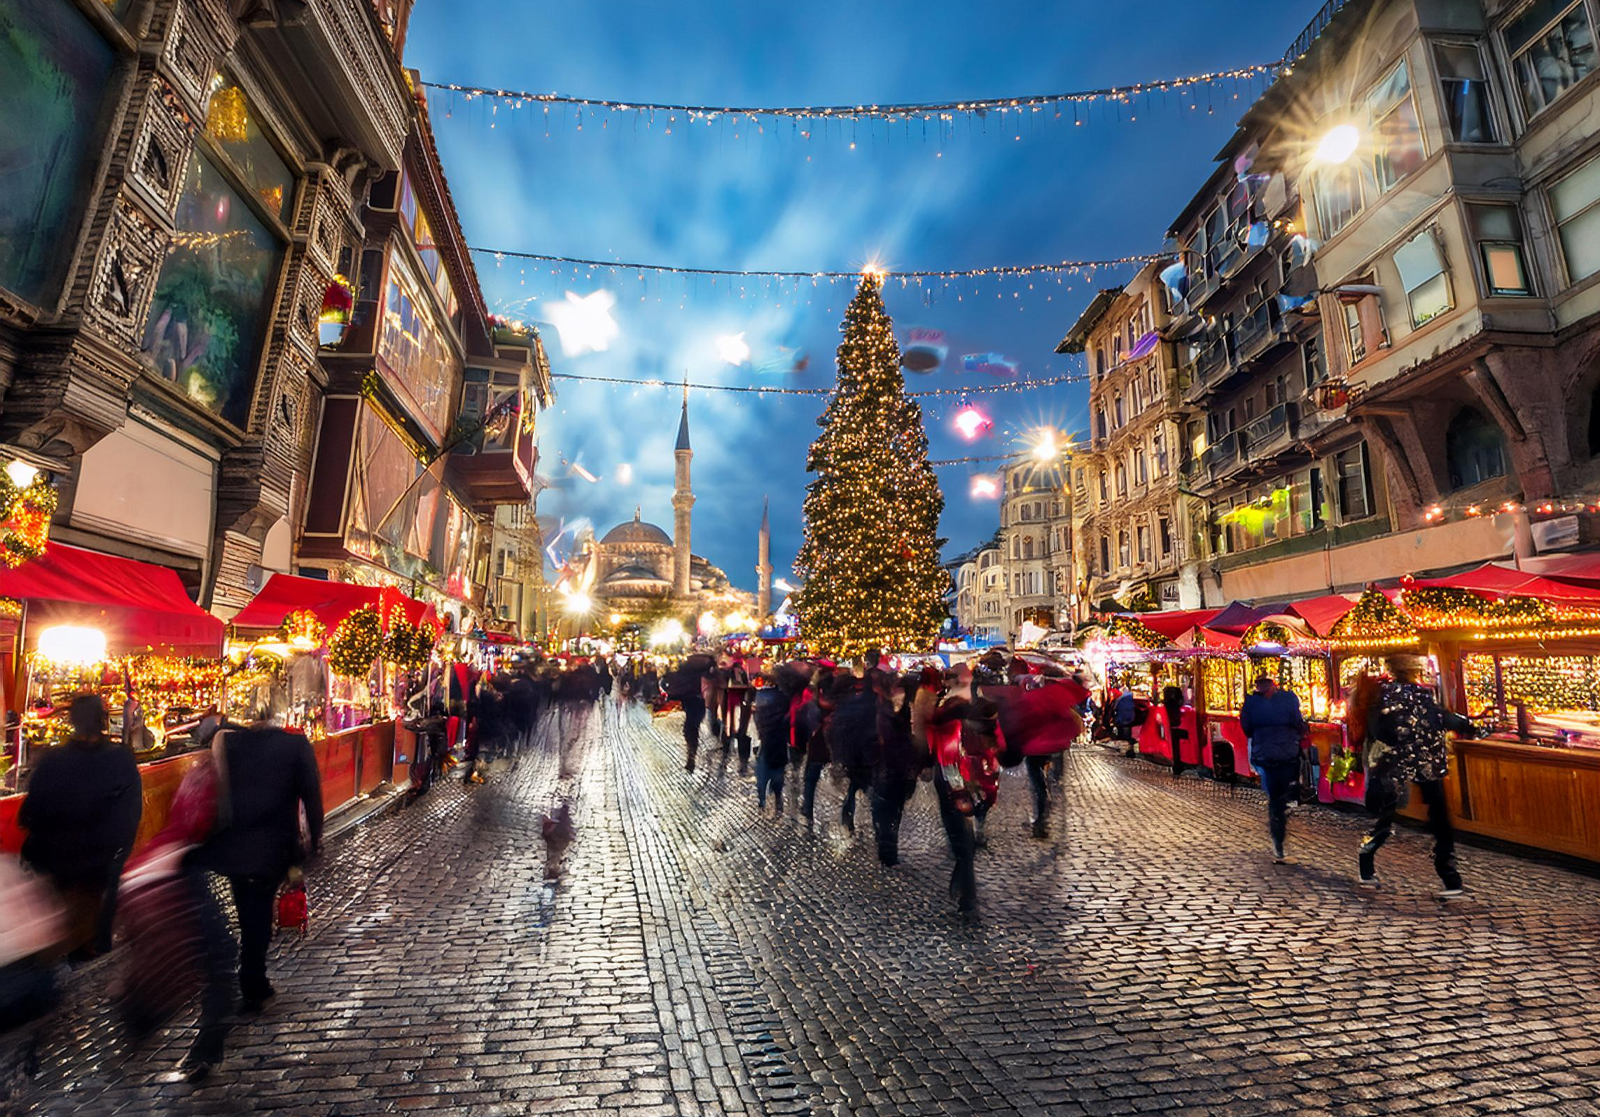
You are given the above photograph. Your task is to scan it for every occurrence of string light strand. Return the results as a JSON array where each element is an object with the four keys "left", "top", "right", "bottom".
[
  {"left": 549, "top": 370, "right": 1088, "bottom": 397},
  {"left": 420, "top": 62, "right": 1279, "bottom": 124}
]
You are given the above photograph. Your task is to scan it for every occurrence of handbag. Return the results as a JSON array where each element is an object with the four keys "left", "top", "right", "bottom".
[{"left": 276, "top": 868, "right": 308, "bottom": 934}]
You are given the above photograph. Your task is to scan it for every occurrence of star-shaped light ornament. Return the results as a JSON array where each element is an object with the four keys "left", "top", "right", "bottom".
[
  {"left": 546, "top": 289, "right": 619, "bottom": 357},
  {"left": 716, "top": 332, "right": 751, "bottom": 366}
]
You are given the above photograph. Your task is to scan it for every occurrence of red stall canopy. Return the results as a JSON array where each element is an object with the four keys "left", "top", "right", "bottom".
[
  {"left": 231, "top": 574, "right": 440, "bottom": 633},
  {"left": 0, "top": 542, "right": 224, "bottom": 656},
  {"left": 1285, "top": 594, "right": 1360, "bottom": 635},
  {"left": 1409, "top": 562, "right": 1600, "bottom": 607},
  {"left": 1119, "top": 609, "right": 1222, "bottom": 641}
]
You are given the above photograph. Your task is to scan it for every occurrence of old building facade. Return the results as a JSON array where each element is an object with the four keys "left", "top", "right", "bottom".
[
  {"left": 1161, "top": 0, "right": 1600, "bottom": 602},
  {"left": 1061, "top": 261, "right": 1202, "bottom": 618},
  {"left": 0, "top": 0, "right": 548, "bottom": 628}
]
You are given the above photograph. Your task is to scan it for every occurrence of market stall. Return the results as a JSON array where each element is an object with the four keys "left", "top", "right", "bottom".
[
  {"left": 0, "top": 542, "right": 227, "bottom": 853},
  {"left": 229, "top": 573, "right": 444, "bottom": 806},
  {"left": 1082, "top": 612, "right": 1215, "bottom": 769}
]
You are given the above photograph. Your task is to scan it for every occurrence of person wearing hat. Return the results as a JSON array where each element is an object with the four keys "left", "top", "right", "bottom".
[
  {"left": 1361, "top": 655, "right": 1478, "bottom": 895},
  {"left": 1239, "top": 675, "right": 1307, "bottom": 864}
]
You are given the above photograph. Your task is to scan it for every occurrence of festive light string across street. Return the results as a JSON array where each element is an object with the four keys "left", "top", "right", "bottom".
[
  {"left": 420, "top": 61, "right": 1279, "bottom": 132},
  {"left": 547, "top": 370, "right": 1088, "bottom": 397},
  {"left": 472, "top": 245, "right": 1160, "bottom": 283}
]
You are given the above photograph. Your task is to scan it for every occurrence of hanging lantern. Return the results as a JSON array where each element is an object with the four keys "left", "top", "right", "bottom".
[{"left": 206, "top": 85, "right": 249, "bottom": 144}]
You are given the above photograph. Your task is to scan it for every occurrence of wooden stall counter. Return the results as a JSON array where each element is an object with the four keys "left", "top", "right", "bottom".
[{"left": 1441, "top": 737, "right": 1600, "bottom": 863}]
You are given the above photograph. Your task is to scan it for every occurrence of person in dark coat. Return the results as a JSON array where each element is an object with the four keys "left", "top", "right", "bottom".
[
  {"left": 19, "top": 695, "right": 143, "bottom": 960},
  {"left": 190, "top": 719, "right": 324, "bottom": 1012},
  {"left": 666, "top": 654, "right": 716, "bottom": 772},
  {"left": 1240, "top": 675, "right": 1307, "bottom": 863},
  {"left": 870, "top": 676, "right": 921, "bottom": 866},
  {"left": 797, "top": 672, "right": 839, "bottom": 828},
  {"left": 1113, "top": 688, "right": 1138, "bottom": 755},
  {"left": 828, "top": 674, "right": 880, "bottom": 836},
  {"left": 1361, "top": 655, "right": 1478, "bottom": 894},
  {"left": 752, "top": 665, "right": 805, "bottom": 813}
]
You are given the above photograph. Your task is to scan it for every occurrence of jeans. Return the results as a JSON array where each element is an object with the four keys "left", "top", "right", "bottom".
[
  {"left": 935, "top": 781, "right": 977, "bottom": 911},
  {"left": 755, "top": 748, "right": 786, "bottom": 810},
  {"left": 681, "top": 696, "right": 706, "bottom": 770},
  {"left": 228, "top": 876, "right": 281, "bottom": 1003},
  {"left": 1363, "top": 774, "right": 1459, "bottom": 887},
  {"left": 1255, "top": 758, "right": 1299, "bottom": 849},
  {"left": 1025, "top": 756, "right": 1050, "bottom": 832},
  {"left": 841, "top": 765, "right": 872, "bottom": 830},
  {"left": 870, "top": 778, "right": 914, "bottom": 865},
  {"left": 801, "top": 760, "right": 826, "bottom": 822}
]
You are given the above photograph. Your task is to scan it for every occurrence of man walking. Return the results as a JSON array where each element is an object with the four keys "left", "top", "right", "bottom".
[
  {"left": 1361, "top": 655, "right": 1477, "bottom": 895},
  {"left": 1240, "top": 675, "right": 1306, "bottom": 864},
  {"left": 192, "top": 714, "right": 324, "bottom": 1012}
]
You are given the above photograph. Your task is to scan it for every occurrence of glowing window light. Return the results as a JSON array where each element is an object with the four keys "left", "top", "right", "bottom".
[{"left": 36, "top": 625, "right": 107, "bottom": 666}]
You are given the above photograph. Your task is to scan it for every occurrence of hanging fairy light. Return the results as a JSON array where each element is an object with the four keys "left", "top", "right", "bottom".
[{"left": 970, "top": 475, "right": 1000, "bottom": 499}]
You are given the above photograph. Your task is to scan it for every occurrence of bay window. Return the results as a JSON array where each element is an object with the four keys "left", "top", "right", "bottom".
[
  {"left": 1467, "top": 204, "right": 1533, "bottom": 295},
  {"left": 1506, "top": 0, "right": 1597, "bottom": 119},
  {"left": 1371, "top": 62, "right": 1426, "bottom": 193},
  {"left": 1551, "top": 152, "right": 1600, "bottom": 284},
  {"left": 1393, "top": 227, "right": 1453, "bottom": 327}
]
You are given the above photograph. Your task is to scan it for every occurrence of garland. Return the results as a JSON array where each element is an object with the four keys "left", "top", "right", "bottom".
[
  {"left": 382, "top": 620, "right": 436, "bottom": 672},
  {"left": 1329, "top": 588, "right": 1418, "bottom": 650},
  {"left": 328, "top": 605, "right": 383, "bottom": 678},
  {"left": 1400, "top": 586, "right": 1548, "bottom": 630},
  {"left": 1105, "top": 616, "right": 1167, "bottom": 649},
  {"left": 0, "top": 473, "right": 58, "bottom": 567}
]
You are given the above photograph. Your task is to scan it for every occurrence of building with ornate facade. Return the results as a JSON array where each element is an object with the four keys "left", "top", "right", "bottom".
[
  {"left": 0, "top": 0, "right": 548, "bottom": 631},
  {"left": 1060, "top": 261, "right": 1202, "bottom": 619},
  {"left": 997, "top": 457, "right": 1073, "bottom": 638}
]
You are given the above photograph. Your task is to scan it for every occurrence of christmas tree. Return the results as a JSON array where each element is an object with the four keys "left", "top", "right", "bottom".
[{"left": 794, "top": 273, "right": 949, "bottom": 657}]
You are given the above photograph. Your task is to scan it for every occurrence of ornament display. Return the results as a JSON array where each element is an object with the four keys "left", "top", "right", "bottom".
[{"left": 0, "top": 469, "right": 58, "bottom": 567}]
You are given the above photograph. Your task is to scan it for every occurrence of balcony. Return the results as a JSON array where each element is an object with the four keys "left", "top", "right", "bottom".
[
  {"left": 1201, "top": 432, "right": 1240, "bottom": 479},
  {"left": 1238, "top": 403, "right": 1290, "bottom": 459},
  {"left": 1193, "top": 335, "right": 1234, "bottom": 387},
  {"left": 1233, "top": 300, "right": 1291, "bottom": 368},
  {"left": 241, "top": 0, "right": 412, "bottom": 172}
]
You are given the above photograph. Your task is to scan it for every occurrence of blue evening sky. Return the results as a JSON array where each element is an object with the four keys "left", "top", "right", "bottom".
[{"left": 406, "top": 0, "right": 1324, "bottom": 592}]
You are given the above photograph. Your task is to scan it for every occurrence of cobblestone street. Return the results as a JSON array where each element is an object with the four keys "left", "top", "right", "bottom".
[{"left": 12, "top": 703, "right": 1600, "bottom": 1117}]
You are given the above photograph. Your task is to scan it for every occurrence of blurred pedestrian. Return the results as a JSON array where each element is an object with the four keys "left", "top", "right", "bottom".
[
  {"left": 1361, "top": 655, "right": 1477, "bottom": 895},
  {"left": 829, "top": 674, "right": 880, "bottom": 836},
  {"left": 753, "top": 664, "right": 805, "bottom": 814},
  {"left": 870, "top": 676, "right": 921, "bottom": 867},
  {"left": 664, "top": 654, "right": 716, "bottom": 772},
  {"left": 1240, "top": 675, "right": 1306, "bottom": 864},
  {"left": 18, "top": 694, "right": 142, "bottom": 960},
  {"left": 191, "top": 714, "right": 324, "bottom": 1013}
]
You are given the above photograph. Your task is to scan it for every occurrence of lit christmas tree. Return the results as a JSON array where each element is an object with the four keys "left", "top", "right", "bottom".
[{"left": 794, "top": 273, "right": 949, "bottom": 657}]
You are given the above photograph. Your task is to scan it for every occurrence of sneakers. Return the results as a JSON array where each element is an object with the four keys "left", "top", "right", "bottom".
[
  {"left": 1271, "top": 840, "right": 1291, "bottom": 865},
  {"left": 1438, "top": 883, "right": 1466, "bottom": 898}
]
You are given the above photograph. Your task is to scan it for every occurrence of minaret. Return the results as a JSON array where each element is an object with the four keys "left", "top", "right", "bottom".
[
  {"left": 757, "top": 496, "right": 773, "bottom": 619},
  {"left": 672, "top": 383, "right": 694, "bottom": 598}
]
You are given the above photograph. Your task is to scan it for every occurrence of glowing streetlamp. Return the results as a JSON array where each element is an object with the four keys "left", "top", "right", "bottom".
[
  {"left": 1312, "top": 123, "right": 1360, "bottom": 165},
  {"left": 1032, "top": 430, "right": 1061, "bottom": 461}
]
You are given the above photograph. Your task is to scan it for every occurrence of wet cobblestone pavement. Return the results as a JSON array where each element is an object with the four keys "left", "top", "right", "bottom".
[{"left": 10, "top": 702, "right": 1600, "bottom": 1116}]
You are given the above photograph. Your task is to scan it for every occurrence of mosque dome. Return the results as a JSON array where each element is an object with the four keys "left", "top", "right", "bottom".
[{"left": 601, "top": 509, "right": 673, "bottom": 548}]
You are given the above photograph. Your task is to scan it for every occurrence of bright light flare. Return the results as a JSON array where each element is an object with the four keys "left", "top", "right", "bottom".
[
  {"left": 954, "top": 405, "right": 991, "bottom": 440},
  {"left": 970, "top": 475, "right": 1000, "bottom": 499},
  {"left": 772, "top": 578, "right": 796, "bottom": 593},
  {"left": 36, "top": 625, "right": 107, "bottom": 666},
  {"left": 1312, "top": 124, "right": 1360, "bottom": 165},
  {"left": 649, "top": 619, "right": 687, "bottom": 647},
  {"left": 5, "top": 460, "right": 39, "bottom": 488},
  {"left": 546, "top": 289, "right": 619, "bottom": 357},
  {"left": 698, "top": 610, "right": 721, "bottom": 636},
  {"left": 1032, "top": 431, "right": 1060, "bottom": 461},
  {"left": 563, "top": 593, "right": 594, "bottom": 615},
  {"left": 716, "top": 332, "right": 751, "bottom": 365},
  {"left": 615, "top": 462, "right": 634, "bottom": 485}
]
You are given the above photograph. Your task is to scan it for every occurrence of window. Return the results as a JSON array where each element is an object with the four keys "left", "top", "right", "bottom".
[
  {"left": 1115, "top": 462, "right": 1128, "bottom": 498},
  {"left": 1340, "top": 286, "right": 1388, "bottom": 365},
  {"left": 1446, "top": 407, "right": 1508, "bottom": 489},
  {"left": 1159, "top": 516, "right": 1174, "bottom": 556},
  {"left": 1393, "top": 228, "right": 1453, "bottom": 327},
  {"left": 0, "top": 0, "right": 116, "bottom": 306},
  {"left": 1304, "top": 336, "right": 1327, "bottom": 386},
  {"left": 1314, "top": 161, "right": 1364, "bottom": 238},
  {"left": 1137, "top": 524, "right": 1151, "bottom": 563},
  {"left": 1506, "top": 0, "right": 1597, "bottom": 119},
  {"left": 1100, "top": 536, "right": 1111, "bottom": 574},
  {"left": 1153, "top": 429, "right": 1168, "bottom": 476},
  {"left": 1467, "top": 204, "right": 1533, "bottom": 295},
  {"left": 1131, "top": 379, "right": 1143, "bottom": 414},
  {"left": 1096, "top": 408, "right": 1108, "bottom": 439},
  {"left": 1012, "top": 536, "right": 1020, "bottom": 560},
  {"left": 1134, "top": 447, "right": 1148, "bottom": 486},
  {"left": 1335, "top": 443, "right": 1375, "bottom": 521},
  {"left": 1099, "top": 471, "right": 1109, "bottom": 501},
  {"left": 143, "top": 148, "right": 284, "bottom": 428},
  {"left": 1435, "top": 43, "right": 1499, "bottom": 143},
  {"left": 1551, "top": 153, "right": 1600, "bottom": 284},
  {"left": 1118, "top": 530, "right": 1131, "bottom": 569},
  {"left": 1113, "top": 394, "right": 1125, "bottom": 427},
  {"left": 1370, "top": 62, "right": 1426, "bottom": 194},
  {"left": 1023, "top": 536, "right": 1034, "bottom": 560},
  {"left": 205, "top": 78, "right": 295, "bottom": 223},
  {"left": 1095, "top": 348, "right": 1106, "bottom": 378}
]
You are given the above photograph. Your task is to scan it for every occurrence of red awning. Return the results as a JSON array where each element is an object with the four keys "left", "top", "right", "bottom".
[
  {"left": 1120, "top": 609, "right": 1222, "bottom": 640},
  {"left": 232, "top": 574, "right": 440, "bottom": 633},
  {"left": 1410, "top": 562, "right": 1600, "bottom": 607},
  {"left": 0, "top": 542, "right": 224, "bottom": 657},
  {"left": 1285, "top": 594, "right": 1360, "bottom": 635}
]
